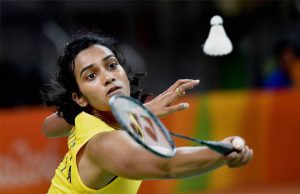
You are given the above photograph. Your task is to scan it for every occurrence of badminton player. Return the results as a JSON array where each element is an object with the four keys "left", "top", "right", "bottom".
[{"left": 42, "top": 33, "right": 253, "bottom": 194}]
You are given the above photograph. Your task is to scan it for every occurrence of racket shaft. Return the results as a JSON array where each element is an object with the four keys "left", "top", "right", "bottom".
[
  {"left": 201, "top": 140, "right": 234, "bottom": 156},
  {"left": 169, "top": 132, "right": 234, "bottom": 155}
]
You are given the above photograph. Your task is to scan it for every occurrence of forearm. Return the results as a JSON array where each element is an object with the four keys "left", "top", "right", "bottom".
[
  {"left": 117, "top": 145, "right": 226, "bottom": 180},
  {"left": 166, "top": 146, "right": 226, "bottom": 179},
  {"left": 87, "top": 131, "right": 228, "bottom": 181}
]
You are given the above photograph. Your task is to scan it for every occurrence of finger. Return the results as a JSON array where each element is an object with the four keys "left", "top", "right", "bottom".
[
  {"left": 226, "top": 153, "right": 239, "bottom": 168},
  {"left": 152, "top": 89, "right": 187, "bottom": 110},
  {"left": 231, "top": 152, "right": 244, "bottom": 166},
  {"left": 241, "top": 147, "right": 250, "bottom": 164},
  {"left": 158, "top": 79, "right": 199, "bottom": 100},
  {"left": 226, "top": 152, "right": 238, "bottom": 163},
  {"left": 164, "top": 79, "right": 192, "bottom": 94},
  {"left": 250, "top": 149, "right": 253, "bottom": 161},
  {"left": 168, "top": 79, "right": 198, "bottom": 92},
  {"left": 162, "top": 103, "right": 189, "bottom": 116},
  {"left": 154, "top": 80, "right": 199, "bottom": 107},
  {"left": 176, "top": 81, "right": 200, "bottom": 95},
  {"left": 241, "top": 147, "right": 253, "bottom": 164},
  {"left": 177, "top": 80, "right": 200, "bottom": 94},
  {"left": 158, "top": 91, "right": 179, "bottom": 106},
  {"left": 227, "top": 148, "right": 246, "bottom": 166},
  {"left": 235, "top": 146, "right": 253, "bottom": 166}
]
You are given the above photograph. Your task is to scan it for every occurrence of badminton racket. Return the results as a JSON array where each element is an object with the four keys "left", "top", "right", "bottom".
[{"left": 109, "top": 95, "right": 234, "bottom": 158}]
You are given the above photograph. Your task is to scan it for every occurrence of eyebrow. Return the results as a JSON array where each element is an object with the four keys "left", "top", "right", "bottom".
[
  {"left": 79, "top": 54, "right": 115, "bottom": 77},
  {"left": 80, "top": 64, "right": 94, "bottom": 77},
  {"left": 102, "top": 54, "right": 114, "bottom": 61}
]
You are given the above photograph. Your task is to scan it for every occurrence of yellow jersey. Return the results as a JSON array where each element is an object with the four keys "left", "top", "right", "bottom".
[{"left": 48, "top": 112, "right": 142, "bottom": 194}]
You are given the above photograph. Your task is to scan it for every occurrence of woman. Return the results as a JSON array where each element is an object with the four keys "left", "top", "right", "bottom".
[{"left": 42, "top": 33, "right": 253, "bottom": 194}]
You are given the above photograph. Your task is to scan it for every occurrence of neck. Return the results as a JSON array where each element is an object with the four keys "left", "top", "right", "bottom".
[{"left": 90, "top": 109, "right": 120, "bottom": 129}]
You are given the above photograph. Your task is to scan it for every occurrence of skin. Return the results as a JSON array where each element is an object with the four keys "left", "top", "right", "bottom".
[
  {"left": 72, "top": 45, "right": 131, "bottom": 111},
  {"left": 42, "top": 113, "right": 72, "bottom": 137},
  {"left": 47, "top": 44, "right": 253, "bottom": 190},
  {"left": 42, "top": 79, "right": 200, "bottom": 137}
]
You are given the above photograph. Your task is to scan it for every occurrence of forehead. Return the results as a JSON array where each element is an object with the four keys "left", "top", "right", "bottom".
[{"left": 74, "top": 44, "right": 114, "bottom": 66}]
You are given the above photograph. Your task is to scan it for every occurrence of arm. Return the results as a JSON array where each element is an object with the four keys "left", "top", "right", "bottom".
[
  {"left": 41, "top": 112, "right": 72, "bottom": 138},
  {"left": 84, "top": 131, "right": 252, "bottom": 181}
]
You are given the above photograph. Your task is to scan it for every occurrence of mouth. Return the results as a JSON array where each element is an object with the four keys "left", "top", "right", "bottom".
[{"left": 107, "top": 86, "right": 122, "bottom": 97}]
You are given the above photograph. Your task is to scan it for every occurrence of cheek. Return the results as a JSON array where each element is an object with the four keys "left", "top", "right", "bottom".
[
  {"left": 123, "top": 77, "right": 131, "bottom": 95},
  {"left": 87, "top": 92, "right": 110, "bottom": 111},
  {"left": 78, "top": 82, "right": 108, "bottom": 109},
  {"left": 119, "top": 71, "right": 130, "bottom": 93},
  {"left": 125, "top": 77, "right": 130, "bottom": 88},
  {"left": 90, "top": 96, "right": 110, "bottom": 111}
]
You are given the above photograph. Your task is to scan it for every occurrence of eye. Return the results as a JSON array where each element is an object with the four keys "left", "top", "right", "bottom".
[
  {"left": 108, "top": 63, "right": 118, "bottom": 70},
  {"left": 87, "top": 73, "right": 96, "bottom": 80}
]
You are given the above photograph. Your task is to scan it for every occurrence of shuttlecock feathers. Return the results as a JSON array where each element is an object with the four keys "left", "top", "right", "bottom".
[{"left": 203, "top": 15, "right": 233, "bottom": 56}]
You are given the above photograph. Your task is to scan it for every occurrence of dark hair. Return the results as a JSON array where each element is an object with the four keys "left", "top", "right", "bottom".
[{"left": 42, "top": 33, "right": 147, "bottom": 124}]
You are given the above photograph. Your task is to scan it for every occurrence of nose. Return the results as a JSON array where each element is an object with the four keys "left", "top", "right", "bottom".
[{"left": 102, "top": 72, "right": 115, "bottom": 86}]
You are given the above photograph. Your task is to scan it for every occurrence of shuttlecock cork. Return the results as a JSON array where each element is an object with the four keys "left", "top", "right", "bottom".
[{"left": 203, "top": 15, "right": 233, "bottom": 56}]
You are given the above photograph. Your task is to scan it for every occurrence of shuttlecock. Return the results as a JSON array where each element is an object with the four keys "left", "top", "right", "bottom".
[{"left": 203, "top": 15, "right": 233, "bottom": 56}]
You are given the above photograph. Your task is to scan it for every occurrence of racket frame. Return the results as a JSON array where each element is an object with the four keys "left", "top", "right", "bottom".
[{"left": 109, "top": 95, "right": 176, "bottom": 158}]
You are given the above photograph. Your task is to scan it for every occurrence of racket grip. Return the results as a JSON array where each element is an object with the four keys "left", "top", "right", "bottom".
[{"left": 201, "top": 140, "right": 234, "bottom": 156}]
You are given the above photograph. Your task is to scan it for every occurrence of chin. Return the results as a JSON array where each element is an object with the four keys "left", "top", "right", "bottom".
[
  {"left": 95, "top": 105, "right": 111, "bottom": 112},
  {"left": 107, "top": 90, "right": 129, "bottom": 98}
]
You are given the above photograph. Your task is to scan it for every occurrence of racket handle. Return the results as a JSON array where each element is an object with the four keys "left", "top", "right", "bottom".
[
  {"left": 200, "top": 140, "right": 234, "bottom": 156},
  {"left": 169, "top": 131, "right": 235, "bottom": 155}
]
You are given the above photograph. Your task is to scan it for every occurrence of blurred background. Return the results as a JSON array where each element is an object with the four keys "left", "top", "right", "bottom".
[{"left": 1, "top": 0, "right": 300, "bottom": 193}]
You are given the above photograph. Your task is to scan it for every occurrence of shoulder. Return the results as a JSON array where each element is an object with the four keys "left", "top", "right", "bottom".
[
  {"left": 76, "top": 130, "right": 136, "bottom": 188},
  {"left": 75, "top": 112, "right": 115, "bottom": 133},
  {"left": 75, "top": 111, "right": 103, "bottom": 124}
]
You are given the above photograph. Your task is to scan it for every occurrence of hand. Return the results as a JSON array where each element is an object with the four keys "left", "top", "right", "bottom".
[
  {"left": 144, "top": 79, "right": 200, "bottom": 118},
  {"left": 222, "top": 136, "right": 253, "bottom": 168}
]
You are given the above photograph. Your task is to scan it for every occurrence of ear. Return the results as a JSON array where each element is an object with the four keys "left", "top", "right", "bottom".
[{"left": 72, "top": 92, "right": 88, "bottom": 107}]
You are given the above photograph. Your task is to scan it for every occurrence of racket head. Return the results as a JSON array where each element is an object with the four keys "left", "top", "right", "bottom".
[{"left": 109, "top": 95, "right": 176, "bottom": 158}]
